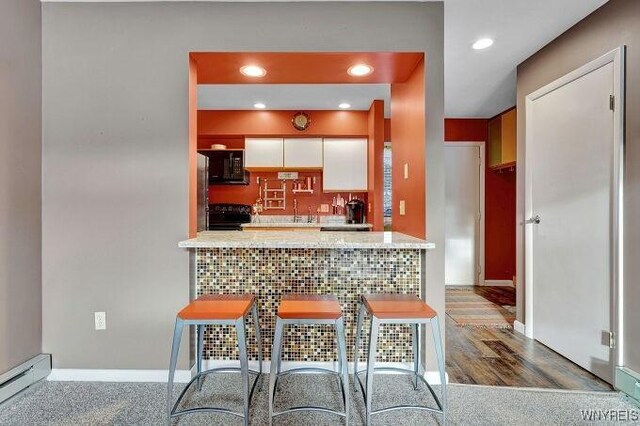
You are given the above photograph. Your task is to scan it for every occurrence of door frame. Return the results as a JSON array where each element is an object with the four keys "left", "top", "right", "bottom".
[
  {"left": 524, "top": 47, "right": 625, "bottom": 374},
  {"left": 444, "top": 141, "right": 486, "bottom": 286}
]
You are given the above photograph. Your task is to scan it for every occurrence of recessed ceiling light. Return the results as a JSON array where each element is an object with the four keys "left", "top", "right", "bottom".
[
  {"left": 347, "top": 64, "right": 374, "bottom": 77},
  {"left": 240, "top": 65, "right": 267, "bottom": 78},
  {"left": 338, "top": 103, "right": 351, "bottom": 109},
  {"left": 472, "top": 38, "right": 494, "bottom": 50},
  {"left": 253, "top": 102, "right": 266, "bottom": 109}
]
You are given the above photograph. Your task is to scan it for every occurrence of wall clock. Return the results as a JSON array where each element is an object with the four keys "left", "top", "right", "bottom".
[{"left": 292, "top": 112, "right": 311, "bottom": 131}]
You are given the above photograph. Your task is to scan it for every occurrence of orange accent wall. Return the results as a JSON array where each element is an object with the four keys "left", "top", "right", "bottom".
[
  {"left": 191, "top": 52, "right": 424, "bottom": 84},
  {"left": 208, "top": 171, "right": 366, "bottom": 216},
  {"left": 444, "top": 118, "right": 516, "bottom": 281},
  {"left": 390, "top": 58, "right": 425, "bottom": 238},
  {"left": 198, "top": 110, "right": 368, "bottom": 138},
  {"left": 188, "top": 55, "right": 198, "bottom": 238},
  {"left": 384, "top": 118, "right": 391, "bottom": 142},
  {"left": 367, "top": 100, "right": 385, "bottom": 231}
]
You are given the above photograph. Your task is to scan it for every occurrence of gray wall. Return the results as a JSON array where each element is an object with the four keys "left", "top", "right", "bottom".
[
  {"left": 0, "top": 0, "right": 42, "bottom": 375},
  {"left": 42, "top": 2, "right": 445, "bottom": 369},
  {"left": 516, "top": 0, "right": 640, "bottom": 372}
]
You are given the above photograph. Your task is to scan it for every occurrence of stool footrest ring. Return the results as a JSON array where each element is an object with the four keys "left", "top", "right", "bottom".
[
  {"left": 273, "top": 405, "right": 348, "bottom": 418},
  {"left": 171, "top": 406, "right": 245, "bottom": 419},
  {"left": 372, "top": 404, "right": 443, "bottom": 415},
  {"left": 354, "top": 368, "right": 442, "bottom": 412},
  {"left": 277, "top": 367, "right": 339, "bottom": 377},
  {"left": 171, "top": 370, "right": 262, "bottom": 419}
]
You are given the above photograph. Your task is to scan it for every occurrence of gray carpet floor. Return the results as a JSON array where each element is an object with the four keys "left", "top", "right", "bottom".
[{"left": 0, "top": 374, "right": 637, "bottom": 425}]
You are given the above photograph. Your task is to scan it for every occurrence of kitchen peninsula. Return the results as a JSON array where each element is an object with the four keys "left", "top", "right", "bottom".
[{"left": 179, "top": 231, "right": 434, "bottom": 363}]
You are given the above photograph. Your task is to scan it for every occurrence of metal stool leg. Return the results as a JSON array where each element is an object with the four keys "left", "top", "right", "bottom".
[
  {"left": 353, "top": 300, "right": 365, "bottom": 391},
  {"left": 167, "top": 317, "right": 184, "bottom": 425},
  {"left": 196, "top": 324, "right": 204, "bottom": 391},
  {"left": 336, "top": 317, "right": 350, "bottom": 425},
  {"left": 412, "top": 323, "right": 420, "bottom": 390},
  {"left": 431, "top": 315, "right": 446, "bottom": 425},
  {"left": 252, "top": 302, "right": 264, "bottom": 391},
  {"left": 269, "top": 317, "right": 285, "bottom": 425},
  {"left": 365, "top": 317, "right": 379, "bottom": 426},
  {"left": 236, "top": 317, "right": 250, "bottom": 426}
]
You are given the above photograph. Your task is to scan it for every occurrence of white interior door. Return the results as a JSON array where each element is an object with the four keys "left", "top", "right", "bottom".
[
  {"left": 527, "top": 61, "right": 614, "bottom": 383},
  {"left": 445, "top": 144, "right": 482, "bottom": 286}
]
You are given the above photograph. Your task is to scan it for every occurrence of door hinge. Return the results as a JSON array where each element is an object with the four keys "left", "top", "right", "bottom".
[
  {"left": 603, "top": 331, "right": 615, "bottom": 349},
  {"left": 610, "top": 95, "right": 615, "bottom": 111},
  {"left": 478, "top": 211, "right": 482, "bottom": 222}
]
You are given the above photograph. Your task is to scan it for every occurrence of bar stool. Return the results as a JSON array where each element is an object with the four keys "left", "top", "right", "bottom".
[
  {"left": 269, "top": 294, "right": 350, "bottom": 425},
  {"left": 167, "top": 294, "right": 263, "bottom": 426},
  {"left": 353, "top": 294, "right": 446, "bottom": 425}
]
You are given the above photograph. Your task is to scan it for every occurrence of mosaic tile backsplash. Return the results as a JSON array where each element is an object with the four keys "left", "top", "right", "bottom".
[{"left": 196, "top": 248, "right": 421, "bottom": 362}]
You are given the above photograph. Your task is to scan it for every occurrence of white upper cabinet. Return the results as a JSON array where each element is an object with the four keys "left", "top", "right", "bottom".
[
  {"left": 244, "top": 138, "right": 284, "bottom": 168},
  {"left": 283, "top": 138, "right": 323, "bottom": 168},
  {"left": 323, "top": 138, "right": 368, "bottom": 191}
]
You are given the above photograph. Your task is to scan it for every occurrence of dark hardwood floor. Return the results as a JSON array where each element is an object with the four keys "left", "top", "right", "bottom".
[
  {"left": 471, "top": 285, "right": 516, "bottom": 306},
  {"left": 445, "top": 287, "right": 612, "bottom": 391}
]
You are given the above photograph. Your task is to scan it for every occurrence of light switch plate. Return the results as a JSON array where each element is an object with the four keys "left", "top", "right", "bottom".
[
  {"left": 404, "top": 163, "right": 409, "bottom": 179},
  {"left": 95, "top": 312, "right": 106, "bottom": 330},
  {"left": 399, "top": 200, "right": 406, "bottom": 216},
  {"left": 320, "top": 204, "right": 329, "bottom": 213}
]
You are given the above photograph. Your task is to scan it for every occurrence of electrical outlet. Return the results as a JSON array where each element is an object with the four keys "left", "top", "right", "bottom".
[
  {"left": 399, "top": 200, "right": 406, "bottom": 216},
  {"left": 95, "top": 312, "right": 106, "bottom": 330},
  {"left": 320, "top": 204, "right": 329, "bottom": 213},
  {"left": 404, "top": 163, "right": 409, "bottom": 179}
]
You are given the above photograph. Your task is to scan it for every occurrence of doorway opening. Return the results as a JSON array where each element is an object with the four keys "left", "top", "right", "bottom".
[{"left": 443, "top": 49, "right": 623, "bottom": 392}]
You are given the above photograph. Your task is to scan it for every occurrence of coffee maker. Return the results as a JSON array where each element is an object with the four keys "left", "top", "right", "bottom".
[{"left": 346, "top": 199, "right": 366, "bottom": 224}]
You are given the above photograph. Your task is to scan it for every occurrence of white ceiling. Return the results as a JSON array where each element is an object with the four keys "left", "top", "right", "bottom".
[
  {"left": 445, "top": 0, "right": 608, "bottom": 117},
  {"left": 198, "top": 84, "right": 391, "bottom": 117},
  {"left": 47, "top": 0, "right": 609, "bottom": 118}
]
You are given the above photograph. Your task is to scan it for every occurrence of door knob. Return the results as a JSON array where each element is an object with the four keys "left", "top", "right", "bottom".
[{"left": 525, "top": 215, "right": 541, "bottom": 225}]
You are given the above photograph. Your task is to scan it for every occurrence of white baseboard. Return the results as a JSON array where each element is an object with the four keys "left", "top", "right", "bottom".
[
  {"left": 48, "top": 361, "right": 448, "bottom": 385},
  {"left": 513, "top": 320, "right": 526, "bottom": 335},
  {"left": 483, "top": 279, "right": 514, "bottom": 287},
  {"left": 48, "top": 369, "right": 192, "bottom": 383}
]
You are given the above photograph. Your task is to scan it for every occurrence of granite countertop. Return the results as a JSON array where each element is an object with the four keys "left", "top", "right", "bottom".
[
  {"left": 241, "top": 222, "right": 372, "bottom": 229},
  {"left": 179, "top": 231, "right": 434, "bottom": 249}
]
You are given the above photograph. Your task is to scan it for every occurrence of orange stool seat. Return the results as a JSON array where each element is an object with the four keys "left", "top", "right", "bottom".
[
  {"left": 277, "top": 294, "right": 342, "bottom": 320},
  {"left": 177, "top": 294, "right": 255, "bottom": 320},
  {"left": 362, "top": 293, "right": 437, "bottom": 319}
]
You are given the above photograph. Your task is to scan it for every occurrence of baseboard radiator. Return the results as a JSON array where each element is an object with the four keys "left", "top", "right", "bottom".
[
  {"left": 616, "top": 367, "right": 640, "bottom": 406},
  {"left": 0, "top": 354, "right": 51, "bottom": 404}
]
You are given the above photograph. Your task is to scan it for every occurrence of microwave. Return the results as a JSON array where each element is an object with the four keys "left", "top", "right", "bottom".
[{"left": 207, "top": 149, "right": 249, "bottom": 185}]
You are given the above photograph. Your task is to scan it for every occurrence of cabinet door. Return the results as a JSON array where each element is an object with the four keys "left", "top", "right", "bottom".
[
  {"left": 244, "top": 138, "right": 283, "bottom": 168},
  {"left": 501, "top": 109, "right": 517, "bottom": 164},
  {"left": 488, "top": 116, "right": 502, "bottom": 168},
  {"left": 323, "top": 138, "right": 367, "bottom": 191},
  {"left": 283, "top": 138, "right": 323, "bottom": 168}
]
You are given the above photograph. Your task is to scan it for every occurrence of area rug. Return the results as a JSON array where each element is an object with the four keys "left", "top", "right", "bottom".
[{"left": 446, "top": 287, "right": 516, "bottom": 328}]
